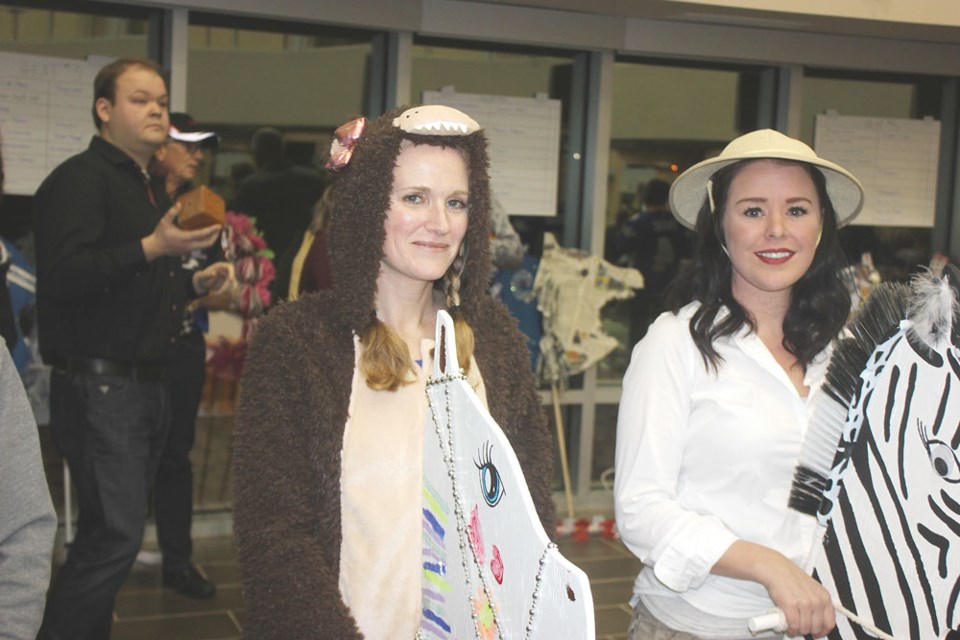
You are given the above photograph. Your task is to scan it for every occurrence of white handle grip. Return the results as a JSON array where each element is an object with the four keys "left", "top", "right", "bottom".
[
  {"left": 748, "top": 610, "right": 786, "bottom": 634},
  {"left": 749, "top": 605, "right": 897, "bottom": 640}
]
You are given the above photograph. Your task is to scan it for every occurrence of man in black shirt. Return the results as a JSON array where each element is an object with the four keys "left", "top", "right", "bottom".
[{"left": 34, "top": 58, "right": 232, "bottom": 640}]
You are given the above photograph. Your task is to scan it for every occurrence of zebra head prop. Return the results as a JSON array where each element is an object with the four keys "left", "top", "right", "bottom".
[
  {"left": 419, "top": 311, "right": 595, "bottom": 640},
  {"left": 808, "top": 265, "right": 960, "bottom": 640}
]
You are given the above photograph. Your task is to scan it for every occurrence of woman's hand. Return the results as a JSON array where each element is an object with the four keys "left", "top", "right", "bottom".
[
  {"left": 714, "top": 540, "right": 835, "bottom": 638},
  {"left": 759, "top": 552, "right": 835, "bottom": 637}
]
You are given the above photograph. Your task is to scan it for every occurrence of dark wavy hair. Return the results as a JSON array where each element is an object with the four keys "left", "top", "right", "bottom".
[{"left": 666, "top": 158, "right": 850, "bottom": 372}]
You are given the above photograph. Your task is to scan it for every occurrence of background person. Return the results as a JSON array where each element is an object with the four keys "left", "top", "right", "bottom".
[
  {"left": 231, "top": 126, "right": 327, "bottom": 261},
  {"left": 0, "top": 126, "right": 37, "bottom": 373},
  {"left": 148, "top": 112, "right": 229, "bottom": 599},
  {"left": 232, "top": 106, "right": 556, "bottom": 638},
  {"left": 614, "top": 130, "right": 864, "bottom": 640},
  {"left": 0, "top": 343, "right": 56, "bottom": 640},
  {"left": 617, "top": 178, "right": 694, "bottom": 344},
  {"left": 0, "top": 124, "right": 57, "bottom": 640},
  {"left": 620, "top": 179, "right": 693, "bottom": 294},
  {"left": 153, "top": 112, "right": 218, "bottom": 199},
  {"left": 34, "top": 58, "right": 232, "bottom": 640},
  {"left": 281, "top": 184, "right": 334, "bottom": 301}
]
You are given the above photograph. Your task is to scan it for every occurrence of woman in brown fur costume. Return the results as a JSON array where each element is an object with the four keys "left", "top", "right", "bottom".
[{"left": 232, "top": 106, "right": 556, "bottom": 638}]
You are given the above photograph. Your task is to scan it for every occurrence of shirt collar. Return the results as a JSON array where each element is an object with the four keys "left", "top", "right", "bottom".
[{"left": 90, "top": 135, "right": 148, "bottom": 174}]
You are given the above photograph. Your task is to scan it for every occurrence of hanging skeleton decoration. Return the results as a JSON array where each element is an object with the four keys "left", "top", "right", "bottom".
[
  {"left": 760, "top": 265, "right": 960, "bottom": 639},
  {"left": 420, "top": 311, "right": 595, "bottom": 640}
]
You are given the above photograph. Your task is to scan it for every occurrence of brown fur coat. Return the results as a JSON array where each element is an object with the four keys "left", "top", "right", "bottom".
[{"left": 233, "top": 293, "right": 554, "bottom": 638}]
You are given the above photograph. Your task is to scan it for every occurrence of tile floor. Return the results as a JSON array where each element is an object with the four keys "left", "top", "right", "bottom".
[
  {"left": 106, "top": 532, "right": 640, "bottom": 639},
  {"left": 43, "top": 414, "right": 642, "bottom": 639}
]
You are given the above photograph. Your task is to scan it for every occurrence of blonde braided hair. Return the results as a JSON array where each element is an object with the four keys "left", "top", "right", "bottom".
[{"left": 359, "top": 253, "right": 475, "bottom": 391}]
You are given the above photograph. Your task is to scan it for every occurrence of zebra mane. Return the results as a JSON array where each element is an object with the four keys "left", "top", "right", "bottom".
[
  {"left": 792, "top": 266, "right": 960, "bottom": 518},
  {"left": 821, "top": 282, "right": 911, "bottom": 409},
  {"left": 905, "top": 267, "right": 959, "bottom": 353},
  {"left": 789, "top": 281, "right": 912, "bottom": 517}
]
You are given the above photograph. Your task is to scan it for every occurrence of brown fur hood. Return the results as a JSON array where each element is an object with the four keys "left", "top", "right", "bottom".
[{"left": 327, "top": 105, "right": 492, "bottom": 332}]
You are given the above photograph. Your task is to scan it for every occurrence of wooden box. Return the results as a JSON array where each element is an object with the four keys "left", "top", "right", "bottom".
[{"left": 177, "top": 185, "right": 226, "bottom": 230}]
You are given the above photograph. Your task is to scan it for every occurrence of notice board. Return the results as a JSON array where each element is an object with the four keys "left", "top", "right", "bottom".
[
  {"left": 0, "top": 51, "right": 107, "bottom": 196},
  {"left": 422, "top": 88, "right": 561, "bottom": 217},
  {"left": 814, "top": 113, "right": 940, "bottom": 227}
]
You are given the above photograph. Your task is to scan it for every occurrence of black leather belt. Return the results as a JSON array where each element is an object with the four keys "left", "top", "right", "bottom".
[{"left": 61, "top": 357, "right": 168, "bottom": 382}]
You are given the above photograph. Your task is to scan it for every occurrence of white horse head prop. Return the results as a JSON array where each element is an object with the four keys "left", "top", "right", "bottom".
[{"left": 420, "top": 310, "right": 595, "bottom": 639}]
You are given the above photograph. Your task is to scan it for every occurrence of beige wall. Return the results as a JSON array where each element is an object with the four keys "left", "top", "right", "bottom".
[
  {"left": 799, "top": 78, "right": 916, "bottom": 142},
  {"left": 0, "top": 5, "right": 934, "bottom": 149},
  {"left": 411, "top": 53, "right": 559, "bottom": 100},
  {"left": 665, "top": 0, "right": 960, "bottom": 28},
  {"left": 611, "top": 64, "right": 739, "bottom": 140},
  {"left": 186, "top": 46, "right": 370, "bottom": 127},
  {"left": 0, "top": 36, "right": 147, "bottom": 59}
]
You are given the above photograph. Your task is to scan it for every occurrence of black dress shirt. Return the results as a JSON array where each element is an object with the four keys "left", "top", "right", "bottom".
[{"left": 34, "top": 136, "right": 196, "bottom": 365}]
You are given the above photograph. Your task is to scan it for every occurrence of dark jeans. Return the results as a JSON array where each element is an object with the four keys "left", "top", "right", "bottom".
[
  {"left": 155, "top": 331, "right": 206, "bottom": 571},
  {"left": 40, "top": 369, "right": 170, "bottom": 640}
]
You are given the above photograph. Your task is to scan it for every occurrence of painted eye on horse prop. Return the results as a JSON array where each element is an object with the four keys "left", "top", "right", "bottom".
[
  {"left": 420, "top": 311, "right": 595, "bottom": 640},
  {"left": 475, "top": 442, "right": 506, "bottom": 507}
]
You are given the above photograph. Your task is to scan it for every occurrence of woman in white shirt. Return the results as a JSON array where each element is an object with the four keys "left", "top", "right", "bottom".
[{"left": 614, "top": 130, "right": 865, "bottom": 640}]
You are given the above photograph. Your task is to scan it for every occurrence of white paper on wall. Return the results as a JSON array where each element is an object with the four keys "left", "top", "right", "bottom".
[
  {"left": 814, "top": 113, "right": 940, "bottom": 228},
  {"left": 0, "top": 51, "right": 107, "bottom": 196},
  {"left": 422, "top": 87, "right": 561, "bottom": 217}
]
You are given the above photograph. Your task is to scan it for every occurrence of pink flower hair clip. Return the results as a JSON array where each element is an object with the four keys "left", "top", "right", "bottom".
[{"left": 325, "top": 116, "right": 366, "bottom": 171}]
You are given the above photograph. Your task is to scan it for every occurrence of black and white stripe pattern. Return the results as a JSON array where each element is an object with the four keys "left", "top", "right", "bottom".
[{"left": 808, "top": 267, "right": 960, "bottom": 639}]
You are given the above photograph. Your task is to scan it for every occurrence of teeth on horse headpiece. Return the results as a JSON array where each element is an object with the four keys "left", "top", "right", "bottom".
[{"left": 392, "top": 105, "right": 481, "bottom": 136}]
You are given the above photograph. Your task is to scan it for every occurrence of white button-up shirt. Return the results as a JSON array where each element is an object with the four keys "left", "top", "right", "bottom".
[{"left": 614, "top": 303, "right": 830, "bottom": 639}]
